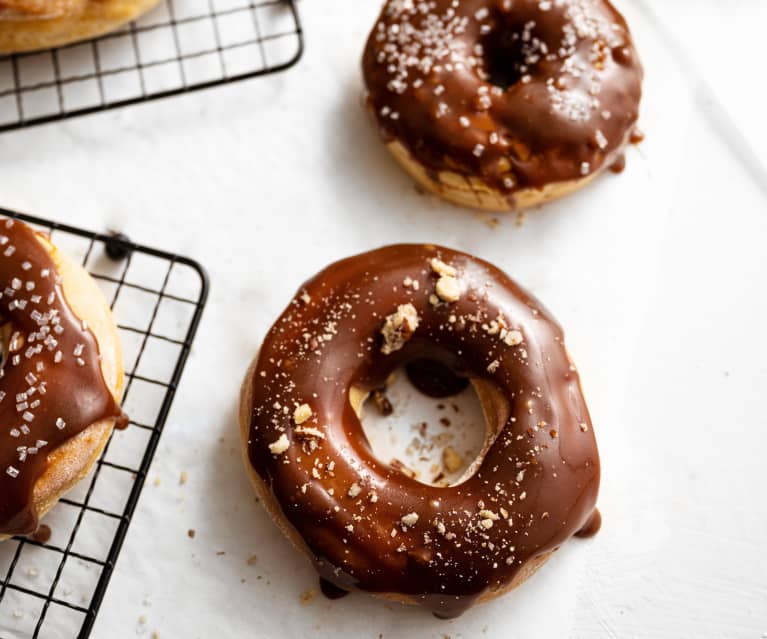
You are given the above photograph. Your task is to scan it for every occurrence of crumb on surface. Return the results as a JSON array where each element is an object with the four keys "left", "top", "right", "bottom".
[{"left": 442, "top": 446, "right": 463, "bottom": 473}]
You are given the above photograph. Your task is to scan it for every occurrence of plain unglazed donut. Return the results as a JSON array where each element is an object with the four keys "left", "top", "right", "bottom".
[
  {"left": 241, "top": 244, "right": 600, "bottom": 617},
  {"left": 0, "top": 217, "right": 124, "bottom": 540},
  {"left": 362, "top": 0, "right": 644, "bottom": 211}
]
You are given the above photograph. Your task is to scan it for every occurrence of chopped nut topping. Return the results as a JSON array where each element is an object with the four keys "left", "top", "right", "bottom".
[
  {"left": 293, "top": 403, "right": 312, "bottom": 424},
  {"left": 487, "top": 360, "right": 500, "bottom": 373},
  {"left": 294, "top": 426, "right": 325, "bottom": 440},
  {"left": 579, "top": 422, "right": 589, "bottom": 432},
  {"left": 347, "top": 482, "right": 362, "bottom": 498},
  {"left": 435, "top": 275, "right": 460, "bottom": 303},
  {"left": 380, "top": 303, "right": 420, "bottom": 355},
  {"left": 268, "top": 434, "right": 290, "bottom": 455},
  {"left": 430, "top": 257, "right": 457, "bottom": 278},
  {"left": 479, "top": 509, "right": 500, "bottom": 521},
  {"left": 400, "top": 512, "right": 419, "bottom": 528},
  {"left": 503, "top": 329, "right": 523, "bottom": 346},
  {"left": 434, "top": 519, "right": 446, "bottom": 534}
]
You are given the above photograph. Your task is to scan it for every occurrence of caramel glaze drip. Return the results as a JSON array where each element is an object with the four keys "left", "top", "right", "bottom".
[
  {"left": 247, "top": 244, "right": 600, "bottom": 617},
  {"left": 362, "top": 0, "right": 643, "bottom": 196},
  {"left": 0, "top": 218, "right": 123, "bottom": 536}
]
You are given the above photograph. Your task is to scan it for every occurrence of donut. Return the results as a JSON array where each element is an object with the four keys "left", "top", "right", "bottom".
[
  {"left": 0, "top": 0, "right": 159, "bottom": 53},
  {"left": 362, "top": 0, "right": 643, "bottom": 211},
  {"left": 240, "top": 244, "right": 600, "bottom": 617},
  {"left": 0, "top": 217, "right": 124, "bottom": 539}
]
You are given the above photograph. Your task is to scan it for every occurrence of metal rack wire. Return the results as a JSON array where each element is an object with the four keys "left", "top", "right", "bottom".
[
  {"left": 0, "top": 0, "right": 303, "bottom": 133},
  {"left": 0, "top": 209, "right": 209, "bottom": 639}
]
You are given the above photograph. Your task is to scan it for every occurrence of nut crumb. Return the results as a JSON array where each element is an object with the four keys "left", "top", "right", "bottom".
[
  {"left": 293, "top": 404, "right": 312, "bottom": 425},
  {"left": 487, "top": 360, "right": 500, "bottom": 373},
  {"left": 400, "top": 512, "right": 419, "bottom": 528},
  {"left": 179, "top": 470, "right": 188, "bottom": 486},
  {"left": 348, "top": 482, "right": 362, "bottom": 498},
  {"left": 187, "top": 529, "right": 196, "bottom": 539},
  {"left": 371, "top": 388, "right": 393, "bottom": 416},
  {"left": 435, "top": 275, "right": 460, "bottom": 303},
  {"left": 247, "top": 554, "right": 258, "bottom": 566},
  {"left": 380, "top": 304, "right": 420, "bottom": 354},
  {"left": 442, "top": 446, "right": 463, "bottom": 473},
  {"left": 300, "top": 589, "right": 318, "bottom": 605},
  {"left": 430, "top": 257, "right": 457, "bottom": 278},
  {"left": 294, "top": 426, "right": 325, "bottom": 440},
  {"left": 268, "top": 434, "right": 290, "bottom": 455},
  {"left": 503, "top": 329, "right": 523, "bottom": 346}
]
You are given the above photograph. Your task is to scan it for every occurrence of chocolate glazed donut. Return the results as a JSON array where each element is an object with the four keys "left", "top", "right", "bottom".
[
  {"left": 0, "top": 218, "right": 124, "bottom": 537},
  {"left": 241, "top": 245, "right": 600, "bottom": 617},
  {"left": 363, "top": 0, "right": 643, "bottom": 211}
]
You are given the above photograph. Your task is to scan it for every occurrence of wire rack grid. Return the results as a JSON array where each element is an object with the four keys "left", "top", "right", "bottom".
[
  {"left": 0, "top": 208, "right": 209, "bottom": 639},
  {"left": 0, "top": 0, "right": 303, "bottom": 133}
]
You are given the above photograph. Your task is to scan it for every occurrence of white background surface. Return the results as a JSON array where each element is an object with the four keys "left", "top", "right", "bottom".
[{"left": 1, "top": 1, "right": 766, "bottom": 637}]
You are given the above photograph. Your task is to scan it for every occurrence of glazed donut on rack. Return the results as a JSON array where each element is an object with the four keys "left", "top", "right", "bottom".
[
  {"left": 240, "top": 244, "right": 600, "bottom": 617},
  {"left": 362, "top": 0, "right": 643, "bottom": 211},
  {"left": 0, "top": 217, "right": 125, "bottom": 540},
  {"left": 0, "top": 0, "right": 159, "bottom": 53}
]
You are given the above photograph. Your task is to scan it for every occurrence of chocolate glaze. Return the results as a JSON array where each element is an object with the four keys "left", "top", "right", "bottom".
[
  {"left": 0, "top": 218, "right": 123, "bottom": 536},
  {"left": 30, "top": 523, "right": 51, "bottom": 543},
  {"left": 246, "top": 244, "right": 600, "bottom": 617},
  {"left": 405, "top": 358, "right": 470, "bottom": 398},
  {"left": 362, "top": 0, "right": 643, "bottom": 195},
  {"left": 575, "top": 508, "right": 601, "bottom": 538}
]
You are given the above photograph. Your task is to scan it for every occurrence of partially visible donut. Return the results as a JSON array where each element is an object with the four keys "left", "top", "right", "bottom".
[
  {"left": 0, "top": 218, "right": 125, "bottom": 539},
  {"left": 0, "top": 0, "right": 160, "bottom": 53},
  {"left": 240, "top": 244, "right": 600, "bottom": 617},
  {"left": 363, "top": 0, "right": 643, "bottom": 211}
]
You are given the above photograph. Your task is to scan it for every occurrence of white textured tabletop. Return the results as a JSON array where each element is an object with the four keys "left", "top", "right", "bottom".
[{"left": 0, "top": 1, "right": 766, "bottom": 638}]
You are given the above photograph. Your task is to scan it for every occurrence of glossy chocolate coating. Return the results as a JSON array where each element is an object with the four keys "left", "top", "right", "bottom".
[
  {"left": 363, "top": 0, "right": 643, "bottom": 194},
  {"left": 246, "top": 244, "right": 600, "bottom": 617},
  {"left": 0, "top": 218, "right": 123, "bottom": 536}
]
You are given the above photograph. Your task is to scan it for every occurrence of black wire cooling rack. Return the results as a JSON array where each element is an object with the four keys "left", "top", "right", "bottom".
[
  {"left": 0, "top": 209, "right": 209, "bottom": 639},
  {"left": 0, "top": 0, "right": 303, "bottom": 133}
]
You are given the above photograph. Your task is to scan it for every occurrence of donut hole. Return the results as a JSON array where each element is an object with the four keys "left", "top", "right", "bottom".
[
  {"left": 480, "top": 25, "right": 528, "bottom": 90},
  {"left": 356, "top": 360, "right": 493, "bottom": 488}
]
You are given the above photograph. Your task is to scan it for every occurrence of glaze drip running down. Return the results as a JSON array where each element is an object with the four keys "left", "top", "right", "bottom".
[
  {"left": 0, "top": 218, "right": 123, "bottom": 536},
  {"left": 245, "top": 244, "right": 600, "bottom": 617},
  {"left": 363, "top": 0, "right": 643, "bottom": 195}
]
